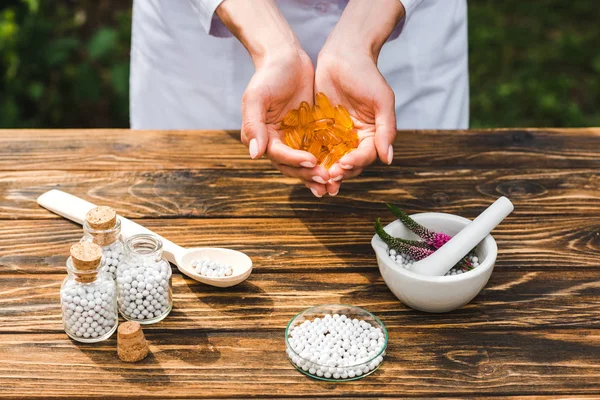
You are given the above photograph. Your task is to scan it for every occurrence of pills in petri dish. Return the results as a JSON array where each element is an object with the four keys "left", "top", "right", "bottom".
[{"left": 286, "top": 313, "right": 386, "bottom": 380}]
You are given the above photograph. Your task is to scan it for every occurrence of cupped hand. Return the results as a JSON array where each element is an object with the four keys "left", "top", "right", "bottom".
[
  {"left": 314, "top": 50, "right": 397, "bottom": 196},
  {"left": 241, "top": 49, "right": 330, "bottom": 197}
]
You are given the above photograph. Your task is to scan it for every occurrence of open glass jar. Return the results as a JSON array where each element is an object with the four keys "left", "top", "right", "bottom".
[
  {"left": 81, "top": 206, "right": 124, "bottom": 280},
  {"left": 60, "top": 242, "right": 118, "bottom": 343},
  {"left": 116, "top": 234, "right": 173, "bottom": 324}
]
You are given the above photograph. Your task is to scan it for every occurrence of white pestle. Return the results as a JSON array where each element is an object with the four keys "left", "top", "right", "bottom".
[
  {"left": 410, "top": 196, "right": 514, "bottom": 277},
  {"left": 36, "top": 189, "right": 252, "bottom": 287}
]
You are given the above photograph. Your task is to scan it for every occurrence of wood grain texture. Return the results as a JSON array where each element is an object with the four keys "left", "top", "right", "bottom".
[
  {"left": 1, "top": 129, "right": 600, "bottom": 398},
  {"left": 1, "top": 329, "right": 599, "bottom": 398},
  {"left": 1, "top": 270, "right": 600, "bottom": 334},
  {"left": 2, "top": 168, "right": 600, "bottom": 220},
  {"left": 1, "top": 217, "right": 599, "bottom": 275},
  {"left": 0, "top": 129, "right": 598, "bottom": 171}
]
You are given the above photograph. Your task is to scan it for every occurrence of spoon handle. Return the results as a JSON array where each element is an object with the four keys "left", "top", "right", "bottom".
[
  {"left": 37, "top": 189, "right": 185, "bottom": 264},
  {"left": 411, "top": 196, "right": 514, "bottom": 276}
]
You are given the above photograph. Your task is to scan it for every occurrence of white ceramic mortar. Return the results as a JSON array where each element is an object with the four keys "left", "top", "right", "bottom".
[{"left": 371, "top": 213, "right": 497, "bottom": 313}]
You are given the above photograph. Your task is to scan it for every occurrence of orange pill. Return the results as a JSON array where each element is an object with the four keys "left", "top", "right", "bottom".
[
  {"left": 298, "top": 102, "right": 311, "bottom": 126},
  {"left": 332, "top": 123, "right": 350, "bottom": 139},
  {"left": 321, "top": 152, "right": 337, "bottom": 169},
  {"left": 302, "top": 130, "right": 313, "bottom": 149},
  {"left": 307, "top": 140, "right": 323, "bottom": 158},
  {"left": 282, "top": 109, "right": 299, "bottom": 128},
  {"left": 315, "top": 92, "right": 335, "bottom": 118},
  {"left": 284, "top": 128, "right": 302, "bottom": 149},
  {"left": 308, "top": 118, "right": 335, "bottom": 131},
  {"left": 330, "top": 142, "right": 353, "bottom": 157},
  {"left": 312, "top": 105, "right": 327, "bottom": 120},
  {"left": 334, "top": 105, "right": 353, "bottom": 129},
  {"left": 321, "top": 129, "right": 342, "bottom": 145}
]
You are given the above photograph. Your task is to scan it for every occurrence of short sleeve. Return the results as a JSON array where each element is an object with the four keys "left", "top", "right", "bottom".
[
  {"left": 387, "top": 0, "right": 424, "bottom": 41},
  {"left": 187, "top": 0, "right": 231, "bottom": 37},
  {"left": 399, "top": 0, "right": 424, "bottom": 19}
]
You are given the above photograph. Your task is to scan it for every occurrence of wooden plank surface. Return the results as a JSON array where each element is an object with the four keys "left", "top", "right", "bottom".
[
  {"left": 1, "top": 217, "right": 599, "bottom": 275},
  {"left": 0, "top": 129, "right": 598, "bottom": 171},
  {"left": 2, "top": 270, "right": 600, "bottom": 333},
  {"left": 1, "top": 168, "right": 600, "bottom": 219},
  {"left": 0, "top": 129, "right": 599, "bottom": 398}
]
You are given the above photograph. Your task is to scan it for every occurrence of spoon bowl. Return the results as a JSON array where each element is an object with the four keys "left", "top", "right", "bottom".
[{"left": 176, "top": 247, "right": 253, "bottom": 287}]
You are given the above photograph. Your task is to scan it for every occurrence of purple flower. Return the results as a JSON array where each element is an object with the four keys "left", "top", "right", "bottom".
[
  {"left": 386, "top": 204, "right": 451, "bottom": 249},
  {"left": 374, "top": 219, "right": 434, "bottom": 260},
  {"left": 376, "top": 206, "right": 476, "bottom": 272}
]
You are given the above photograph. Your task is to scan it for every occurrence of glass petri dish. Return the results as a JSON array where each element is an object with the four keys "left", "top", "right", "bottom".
[{"left": 285, "top": 304, "right": 388, "bottom": 381}]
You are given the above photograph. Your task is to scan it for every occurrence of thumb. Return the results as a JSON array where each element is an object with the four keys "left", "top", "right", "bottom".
[
  {"left": 374, "top": 90, "right": 397, "bottom": 165},
  {"left": 241, "top": 90, "right": 269, "bottom": 159}
]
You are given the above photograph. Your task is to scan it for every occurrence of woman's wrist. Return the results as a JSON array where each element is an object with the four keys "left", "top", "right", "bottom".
[
  {"left": 216, "top": 0, "right": 303, "bottom": 67},
  {"left": 321, "top": 0, "right": 405, "bottom": 61}
]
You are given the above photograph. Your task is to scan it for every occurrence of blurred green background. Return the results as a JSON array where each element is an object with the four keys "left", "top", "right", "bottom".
[{"left": 1, "top": 0, "right": 599, "bottom": 128}]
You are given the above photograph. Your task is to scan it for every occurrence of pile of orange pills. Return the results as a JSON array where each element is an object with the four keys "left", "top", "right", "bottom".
[{"left": 281, "top": 93, "right": 359, "bottom": 169}]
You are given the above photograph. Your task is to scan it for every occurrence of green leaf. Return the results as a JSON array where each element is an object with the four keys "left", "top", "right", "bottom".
[
  {"left": 87, "top": 28, "right": 117, "bottom": 61},
  {"left": 46, "top": 37, "right": 80, "bottom": 66},
  {"left": 28, "top": 82, "right": 44, "bottom": 99},
  {"left": 20, "top": 0, "right": 40, "bottom": 13},
  {"left": 73, "top": 63, "right": 101, "bottom": 101},
  {"left": 110, "top": 62, "right": 129, "bottom": 96}
]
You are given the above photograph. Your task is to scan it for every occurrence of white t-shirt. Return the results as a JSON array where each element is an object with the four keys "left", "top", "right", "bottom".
[{"left": 130, "top": 0, "right": 468, "bottom": 129}]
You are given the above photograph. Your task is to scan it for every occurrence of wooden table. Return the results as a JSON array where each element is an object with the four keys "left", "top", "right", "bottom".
[{"left": 1, "top": 129, "right": 599, "bottom": 398}]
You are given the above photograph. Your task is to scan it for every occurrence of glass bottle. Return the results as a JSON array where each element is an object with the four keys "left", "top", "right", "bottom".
[
  {"left": 116, "top": 234, "right": 173, "bottom": 324},
  {"left": 61, "top": 242, "right": 118, "bottom": 343},
  {"left": 81, "top": 206, "right": 124, "bottom": 281}
]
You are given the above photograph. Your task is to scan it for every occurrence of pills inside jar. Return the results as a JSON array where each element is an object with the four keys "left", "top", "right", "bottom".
[
  {"left": 82, "top": 206, "right": 124, "bottom": 281},
  {"left": 192, "top": 258, "right": 233, "bottom": 278},
  {"left": 286, "top": 306, "right": 387, "bottom": 381},
  {"left": 102, "top": 243, "right": 124, "bottom": 280},
  {"left": 61, "top": 241, "right": 118, "bottom": 343},
  {"left": 61, "top": 282, "right": 118, "bottom": 341},
  {"left": 116, "top": 234, "right": 173, "bottom": 324},
  {"left": 116, "top": 261, "right": 172, "bottom": 323}
]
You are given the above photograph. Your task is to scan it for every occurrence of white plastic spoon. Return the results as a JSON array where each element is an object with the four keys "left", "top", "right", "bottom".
[
  {"left": 37, "top": 189, "right": 252, "bottom": 287},
  {"left": 410, "top": 196, "right": 514, "bottom": 276}
]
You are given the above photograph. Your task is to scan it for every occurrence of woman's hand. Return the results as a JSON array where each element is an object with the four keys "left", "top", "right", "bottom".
[
  {"left": 243, "top": 51, "right": 330, "bottom": 197},
  {"left": 314, "top": 0, "right": 405, "bottom": 196},
  {"left": 217, "top": 0, "right": 329, "bottom": 197}
]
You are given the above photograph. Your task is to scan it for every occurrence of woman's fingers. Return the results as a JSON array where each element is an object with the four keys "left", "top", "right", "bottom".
[
  {"left": 241, "top": 89, "right": 269, "bottom": 159},
  {"left": 267, "top": 136, "right": 318, "bottom": 168},
  {"left": 373, "top": 88, "right": 397, "bottom": 165},
  {"left": 325, "top": 180, "right": 340, "bottom": 196},
  {"left": 337, "top": 136, "right": 377, "bottom": 171},
  {"left": 274, "top": 162, "right": 330, "bottom": 184},
  {"left": 328, "top": 163, "right": 364, "bottom": 181},
  {"left": 303, "top": 180, "right": 328, "bottom": 198},
  {"left": 270, "top": 161, "right": 330, "bottom": 197}
]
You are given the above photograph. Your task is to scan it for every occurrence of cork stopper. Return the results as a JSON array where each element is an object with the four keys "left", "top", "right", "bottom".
[
  {"left": 70, "top": 242, "right": 103, "bottom": 283},
  {"left": 86, "top": 206, "right": 117, "bottom": 230},
  {"left": 70, "top": 242, "right": 102, "bottom": 270},
  {"left": 85, "top": 206, "right": 120, "bottom": 247},
  {"left": 117, "top": 321, "right": 149, "bottom": 362}
]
